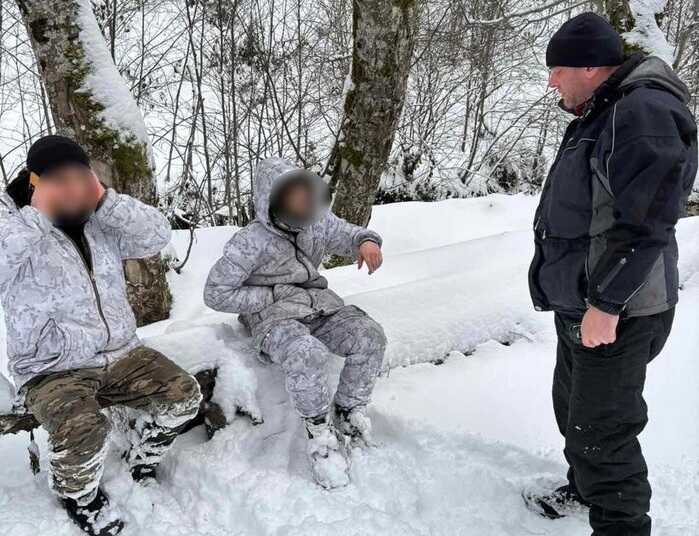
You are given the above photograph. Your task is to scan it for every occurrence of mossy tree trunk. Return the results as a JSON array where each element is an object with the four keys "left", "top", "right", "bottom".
[
  {"left": 605, "top": 0, "right": 636, "bottom": 33},
  {"left": 330, "top": 0, "right": 419, "bottom": 230},
  {"left": 15, "top": 0, "right": 171, "bottom": 325}
]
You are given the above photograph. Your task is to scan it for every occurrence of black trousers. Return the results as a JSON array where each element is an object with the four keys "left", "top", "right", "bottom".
[{"left": 553, "top": 308, "right": 675, "bottom": 536}]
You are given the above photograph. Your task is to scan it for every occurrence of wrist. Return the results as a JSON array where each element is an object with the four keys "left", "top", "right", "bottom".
[{"left": 587, "top": 298, "right": 622, "bottom": 316}]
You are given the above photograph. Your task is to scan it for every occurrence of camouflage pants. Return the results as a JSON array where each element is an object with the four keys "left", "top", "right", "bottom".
[
  {"left": 23, "top": 346, "right": 202, "bottom": 504},
  {"left": 261, "top": 305, "right": 387, "bottom": 419}
]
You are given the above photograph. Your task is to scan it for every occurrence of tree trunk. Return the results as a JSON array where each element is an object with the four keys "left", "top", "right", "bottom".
[
  {"left": 605, "top": 0, "right": 636, "bottom": 33},
  {"left": 604, "top": 0, "right": 672, "bottom": 63},
  {"left": 15, "top": 0, "right": 171, "bottom": 325},
  {"left": 330, "top": 0, "right": 419, "bottom": 228}
]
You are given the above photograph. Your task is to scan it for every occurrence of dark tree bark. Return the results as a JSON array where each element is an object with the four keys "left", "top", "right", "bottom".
[
  {"left": 605, "top": 0, "right": 636, "bottom": 33},
  {"left": 330, "top": 0, "right": 419, "bottom": 228},
  {"left": 15, "top": 0, "right": 171, "bottom": 325}
]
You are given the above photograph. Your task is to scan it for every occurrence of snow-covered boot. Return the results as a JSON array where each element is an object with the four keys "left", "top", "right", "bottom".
[
  {"left": 305, "top": 415, "right": 350, "bottom": 490},
  {"left": 62, "top": 488, "right": 124, "bottom": 536},
  {"left": 334, "top": 405, "right": 376, "bottom": 447},
  {"left": 131, "top": 463, "right": 157, "bottom": 486},
  {"left": 523, "top": 483, "right": 591, "bottom": 519}
]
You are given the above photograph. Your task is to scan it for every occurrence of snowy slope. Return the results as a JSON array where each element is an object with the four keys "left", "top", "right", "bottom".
[{"left": 1, "top": 194, "right": 698, "bottom": 536}]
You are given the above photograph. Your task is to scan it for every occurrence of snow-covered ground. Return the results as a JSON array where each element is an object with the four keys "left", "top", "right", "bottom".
[{"left": 1, "top": 193, "right": 698, "bottom": 535}]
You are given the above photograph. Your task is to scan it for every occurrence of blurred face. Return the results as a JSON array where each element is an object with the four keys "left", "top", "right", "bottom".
[
  {"left": 278, "top": 181, "right": 315, "bottom": 220},
  {"left": 548, "top": 66, "right": 616, "bottom": 110},
  {"left": 41, "top": 165, "right": 94, "bottom": 221}
]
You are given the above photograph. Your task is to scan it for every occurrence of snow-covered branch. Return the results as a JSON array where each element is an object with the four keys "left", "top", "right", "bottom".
[{"left": 624, "top": 0, "right": 674, "bottom": 64}]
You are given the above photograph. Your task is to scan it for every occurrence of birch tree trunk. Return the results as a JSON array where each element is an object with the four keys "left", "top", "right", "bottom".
[
  {"left": 330, "top": 0, "right": 419, "bottom": 228},
  {"left": 15, "top": 0, "right": 172, "bottom": 325}
]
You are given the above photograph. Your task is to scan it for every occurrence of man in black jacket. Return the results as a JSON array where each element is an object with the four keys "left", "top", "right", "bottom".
[{"left": 526, "top": 13, "right": 698, "bottom": 536}]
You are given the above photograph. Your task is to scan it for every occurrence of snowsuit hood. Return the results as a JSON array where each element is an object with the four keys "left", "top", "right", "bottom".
[{"left": 253, "top": 158, "right": 328, "bottom": 234}]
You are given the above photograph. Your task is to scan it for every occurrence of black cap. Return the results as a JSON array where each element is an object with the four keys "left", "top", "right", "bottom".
[
  {"left": 26, "top": 135, "right": 90, "bottom": 176},
  {"left": 546, "top": 12, "right": 625, "bottom": 68}
]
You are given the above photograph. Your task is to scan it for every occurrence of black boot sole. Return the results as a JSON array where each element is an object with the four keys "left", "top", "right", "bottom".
[
  {"left": 521, "top": 491, "right": 566, "bottom": 519},
  {"left": 67, "top": 516, "right": 124, "bottom": 536}
]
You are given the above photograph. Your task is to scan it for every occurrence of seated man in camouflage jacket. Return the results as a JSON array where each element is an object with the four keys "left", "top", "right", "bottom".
[{"left": 0, "top": 135, "right": 202, "bottom": 536}]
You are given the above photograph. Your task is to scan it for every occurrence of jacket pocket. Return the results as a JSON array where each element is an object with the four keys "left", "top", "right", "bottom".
[
  {"left": 535, "top": 236, "right": 589, "bottom": 312},
  {"left": 14, "top": 319, "right": 70, "bottom": 376}
]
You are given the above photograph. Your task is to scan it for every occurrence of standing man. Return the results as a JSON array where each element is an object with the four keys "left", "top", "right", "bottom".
[
  {"left": 526, "top": 12, "right": 697, "bottom": 536},
  {"left": 1, "top": 135, "right": 202, "bottom": 536}
]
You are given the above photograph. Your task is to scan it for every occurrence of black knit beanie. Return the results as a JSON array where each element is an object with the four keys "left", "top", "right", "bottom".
[
  {"left": 547, "top": 12, "right": 625, "bottom": 68},
  {"left": 26, "top": 135, "right": 90, "bottom": 176}
]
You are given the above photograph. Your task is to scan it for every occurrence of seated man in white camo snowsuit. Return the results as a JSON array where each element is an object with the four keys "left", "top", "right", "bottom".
[
  {"left": 0, "top": 136, "right": 202, "bottom": 536},
  {"left": 204, "top": 157, "right": 387, "bottom": 489}
]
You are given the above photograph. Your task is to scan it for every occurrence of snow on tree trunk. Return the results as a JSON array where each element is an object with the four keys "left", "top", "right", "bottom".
[
  {"left": 15, "top": 0, "right": 172, "bottom": 325},
  {"left": 606, "top": 0, "right": 673, "bottom": 64},
  {"left": 330, "top": 0, "right": 418, "bottom": 229}
]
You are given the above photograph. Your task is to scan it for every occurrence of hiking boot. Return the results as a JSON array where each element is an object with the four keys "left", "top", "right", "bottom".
[
  {"left": 523, "top": 483, "right": 591, "bottom": 519},
  {"left": 62, "top": 488, "right": 124, "bottom": 536},
  {"left": 334, "top": 405, "right": 376, "bottom": 447},
  {"left": 305, "top": 415, "right": 350, "bottom": 490}
]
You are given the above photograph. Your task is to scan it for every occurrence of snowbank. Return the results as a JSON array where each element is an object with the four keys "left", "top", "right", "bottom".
[{"left": 143, "top": 323, "right": 262, "bottom": 425}]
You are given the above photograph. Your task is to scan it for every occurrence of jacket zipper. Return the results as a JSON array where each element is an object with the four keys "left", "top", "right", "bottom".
[
  {"left": 596, "top": 257, "right": 627, "bottom": 293},
  {"left": 58, "top": 230, "right": 111, "bottom": 347},
  {"left": 535, "top": 125, "right": 578, "bottom": 239},
  {"left": 585, "top": 256, "right": 590, "bottom": 284},
  {"left": 623, "top": 280, "right": 648, "bottom": 306},
  {"left": 534, "top": 217, "right": 547, "bottom": 240},
  {"left": 291, "top": 233, "right": 315, "bottom": 308},
  {"left": 292, "top": 233, "right": 312, "bottom": 282}
]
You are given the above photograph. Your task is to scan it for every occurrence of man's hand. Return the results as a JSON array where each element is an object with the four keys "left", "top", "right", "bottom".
[
  {"left": 581, "top": 306, "right": 619, "bottom": 348},
  {"left": 90, "top": 171, "right": 106, "bottom": 209},
  {"left": 358, "top": 241, "right": 383, "bottom": 275}
]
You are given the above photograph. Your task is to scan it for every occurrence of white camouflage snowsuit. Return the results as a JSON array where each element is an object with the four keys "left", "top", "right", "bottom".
[{"left": 204, "top": 158, "right": 387, "bottom": 418}]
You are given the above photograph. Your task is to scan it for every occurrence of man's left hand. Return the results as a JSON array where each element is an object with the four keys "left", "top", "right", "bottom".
[
  {"left": 90, "top": 171, "right": 106, "bottom": 208},
  {"left": 581, "top": 306, "right": 619, "bottom": 348},
  {"left": 358, "top": 241, "right": 383, "bottom": 275}
]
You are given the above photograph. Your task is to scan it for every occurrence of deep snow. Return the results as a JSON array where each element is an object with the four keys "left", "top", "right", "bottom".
[{"left": 1, "top": 193, "right": 698, "bottom": 535}]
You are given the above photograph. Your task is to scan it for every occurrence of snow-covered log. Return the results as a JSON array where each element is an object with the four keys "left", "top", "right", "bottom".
[
  {"left": 15, "top": 0, "right": 171, "bottom": 325},
  {"left": 330, "top": 0, "right": 419, "bottom": 228}
]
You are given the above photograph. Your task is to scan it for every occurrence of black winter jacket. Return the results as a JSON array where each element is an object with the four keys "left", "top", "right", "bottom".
[{"left": 529, "top": 55, "right": 698, "bottom": 317}]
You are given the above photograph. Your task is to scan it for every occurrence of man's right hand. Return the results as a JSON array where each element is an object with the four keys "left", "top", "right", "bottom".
[
  {"left": 30, "top": 178, "right": 57, "bottom": 216},
  {"left": 581, "top": 306, "right": 619, "bottom": 348}
]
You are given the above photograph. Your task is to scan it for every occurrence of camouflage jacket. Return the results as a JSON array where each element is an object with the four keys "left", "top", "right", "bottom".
[
  {"left": 0, "top": 189, "right": 171, "bottom": 387},
  {"left": 204, "top": 158, "right": 382, "bottom": 349}
]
